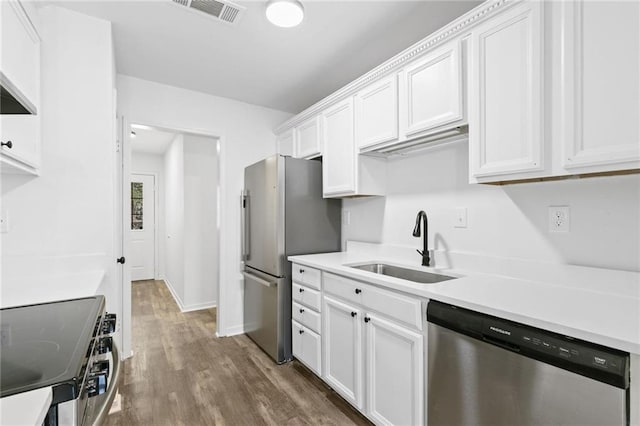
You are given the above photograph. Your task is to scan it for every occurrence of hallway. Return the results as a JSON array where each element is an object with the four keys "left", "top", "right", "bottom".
[{"left": 106, "top": 280, "right": 370, "bottom": 425}]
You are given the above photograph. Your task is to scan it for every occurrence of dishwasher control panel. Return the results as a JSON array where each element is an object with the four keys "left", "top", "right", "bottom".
[{"left": 427, "top": 300, "right": 630, "bottom": 389}]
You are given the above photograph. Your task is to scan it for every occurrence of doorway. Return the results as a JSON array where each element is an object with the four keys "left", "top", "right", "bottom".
[
  {"left": 130, "top": 173, "right": 156, "bottom": 281},
  {"left": 127, "top": 123, "right": 220, "bottom": 310}
]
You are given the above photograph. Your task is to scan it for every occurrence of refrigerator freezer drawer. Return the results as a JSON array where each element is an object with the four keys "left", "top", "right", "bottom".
[{"left": 243, "top": 269, "right": 290, "bottom": 363}]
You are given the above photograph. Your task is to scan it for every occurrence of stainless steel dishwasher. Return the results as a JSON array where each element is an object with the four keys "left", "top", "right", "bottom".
[{"left": 427, "top": 300, "right": 630, "bottom": 426}]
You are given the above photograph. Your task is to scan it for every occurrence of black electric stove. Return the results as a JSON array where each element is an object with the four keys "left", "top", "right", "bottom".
[{"left": 0, "top": 296, "right": 117, "bottom": 425}]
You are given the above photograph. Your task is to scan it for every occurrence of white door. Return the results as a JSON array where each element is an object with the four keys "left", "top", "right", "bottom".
[
  {"left": 130, "top": 173, "right": 155, "bottom": 281},
  {"left": 366, "top": 313, "right": 424, "bottom": 426}
]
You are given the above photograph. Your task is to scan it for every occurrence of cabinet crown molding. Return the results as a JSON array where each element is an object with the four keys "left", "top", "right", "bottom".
[{"left": 274, "top": 0, "right": 516, "bottom": 135}]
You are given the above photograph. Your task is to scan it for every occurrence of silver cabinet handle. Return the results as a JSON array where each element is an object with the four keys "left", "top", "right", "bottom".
[{"left": 242, "top": 271, "right": 275, "bottom": 287}]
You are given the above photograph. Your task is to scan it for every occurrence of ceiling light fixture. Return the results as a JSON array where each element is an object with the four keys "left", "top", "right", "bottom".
[{"left": 265, "top": 0, "right": 304, "bottom": 28}]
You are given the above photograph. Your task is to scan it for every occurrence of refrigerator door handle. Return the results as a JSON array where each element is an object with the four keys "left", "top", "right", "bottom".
[
  {"left": 242, "top": 271, "right": 277, "bottom": 288},
  {"left": 241, "top": 190, "right": 250, "bottom": 261}
]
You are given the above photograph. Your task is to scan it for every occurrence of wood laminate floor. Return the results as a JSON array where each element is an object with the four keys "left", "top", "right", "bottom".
[{"left": 105, "top": 279, "right": 371, "bottom": 426}]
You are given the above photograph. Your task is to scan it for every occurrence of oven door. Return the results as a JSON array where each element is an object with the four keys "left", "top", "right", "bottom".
[{"left": 55, "top": 342, "right": 121, "bottom": 426}]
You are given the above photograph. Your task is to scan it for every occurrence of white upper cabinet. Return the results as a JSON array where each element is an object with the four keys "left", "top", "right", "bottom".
[
  {"left": 400, "top": 40, "right": 464, "bottom": 140},
  {"left": 355, "top": 74, "right": 398, "bottom": 151},
  {"left": 322, "top": 97, "right": 386, "bottom": 198},
  {"left": 560, "top": 1, "right": 640, "bottom": 173},
  {"left": 294, "top": 115, "right": 322, "bottom": 159},
  {"left": 1, "top": 0, "right": 41, "bottom": 174},
  {"left": 276, "top": 128, "right": 294, "bottom": 157},
  {"left": 1, "top": 0, "right": 39, "bottom": 105},
  {"left": 322, "top": 98, "right": 356, "bottom": 196},
  {"left": 468, "top": 1, "right": 544, "bottom": 182}
]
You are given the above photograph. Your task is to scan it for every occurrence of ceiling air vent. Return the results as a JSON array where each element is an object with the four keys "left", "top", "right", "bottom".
[{"left": 171, "top": 0, "right": 245, "bottom": 25}]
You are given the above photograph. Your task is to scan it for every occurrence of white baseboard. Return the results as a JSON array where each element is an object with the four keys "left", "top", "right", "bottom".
[
  {"left": 162, "top": 277, "right": 185, "bottom": 311},
  {"left": 218, "top": 324, "right": 244, "bottom": 337},
  {"left": 181, "top": 301, "right": 216, "bottom": 313},
  {"left": 162, "top": 279, "right": 216, "bottom": 313}
]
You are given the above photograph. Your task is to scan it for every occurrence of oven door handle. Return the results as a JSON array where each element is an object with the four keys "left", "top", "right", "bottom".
[{"left": 90, "top": 342, "right": 121, "bottom": 426}]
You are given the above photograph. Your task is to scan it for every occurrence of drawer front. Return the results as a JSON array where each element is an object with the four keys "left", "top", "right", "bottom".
[
  {"left": 292, "top": 283, "right": 322, "bottom": 311},
  {"left": 292, "top": 320, "right": 321, "bottom": 376},
  {"left": 323, "top": 272, "right": 364, "bottom": 305},
  {"left": 292, "top": 264, "right": 321, "bottom": 290},
  {"left": 292, "top": 301, "right": 321, "bottom": 334},
  {"left": 362, "top": 286, "right": 422, "bottom": 331},
  {"left": 324, "top": 272, "right": 422, "bottom": 330}
]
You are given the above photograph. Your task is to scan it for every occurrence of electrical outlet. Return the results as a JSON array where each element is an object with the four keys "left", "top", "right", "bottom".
[
  {"left": 342, "top": 210, "right": 351, "bottom": 226},
  {"left": 454, "top": 207, "right": 468, "bottom": 228},
  {"left": 548, "top": 206, "right": 570, "bottom": 233}
]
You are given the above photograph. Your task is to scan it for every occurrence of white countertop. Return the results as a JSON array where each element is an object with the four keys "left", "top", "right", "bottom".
[
  {"left": 0, "top": 387, "right": 52, "bottom": 426},
  {"left": 289, "top": 250, "right": 640, "bottom": 354},
  {"left": 0, "top": 270, "right": 105, "bottom": 308}
]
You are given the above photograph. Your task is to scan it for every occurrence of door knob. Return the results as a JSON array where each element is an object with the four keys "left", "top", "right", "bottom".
[
  {"left": 116, "top": 257, "right": 126, "bottom": 264},
  {"left": 1, "top": 141, "right": 12, "bottom": 149}
]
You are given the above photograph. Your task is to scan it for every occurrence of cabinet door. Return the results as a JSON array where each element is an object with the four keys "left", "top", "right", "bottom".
[
  {"left": 1, "top": 0, "right": 40, "bottom": 104},
  {"left": 323, "top": 295, "right": 363, "bottom": 409},
  {"left": 322, "top": 97, "right": 356, "bottom": 196},
  {"left": 561, "top": 1, "right": 640, "bottom": 173},
  {"left": 294, "top": 115, "right": 321, "bottom": 159},
  {"left": 365, "top": 314, "right": 423, "bottom": 426},
  {"left": 469, "top": 1, "right": 544, "bottom": 180},
  {"left": 276, "top": 128, "right": 294, "bottom": 157},
  {"left": 355, "top": 74, "right": 398, "bottom": 150},
  {"left": 402, "top": 40, "right": 463, "bottom": 138}
]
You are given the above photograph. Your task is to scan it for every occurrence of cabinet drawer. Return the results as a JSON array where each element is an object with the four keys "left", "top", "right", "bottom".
[
  {"left": 293, "top": 301, "right": 321, "bottom": 334},
  {"left": 292, "top": 264, "right": 321, "bottom": 290},
  {"left": 324, "top": 272, "right": 422, "bottom": 330},
  {"left": 292, "top": 283, "right": 321, "bottom": 311},
  {"left": 292, "top": 320, "right": 321, "bottom": 376}
]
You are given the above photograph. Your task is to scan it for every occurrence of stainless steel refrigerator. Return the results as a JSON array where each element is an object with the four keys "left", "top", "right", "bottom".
[{"left": 242, "top": 155, "right": 341, "bottom": 363}]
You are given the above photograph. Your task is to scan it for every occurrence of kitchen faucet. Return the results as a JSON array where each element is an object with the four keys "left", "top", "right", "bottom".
[{"left": 412, "top": 210, "right": 430, "bottom": 267}]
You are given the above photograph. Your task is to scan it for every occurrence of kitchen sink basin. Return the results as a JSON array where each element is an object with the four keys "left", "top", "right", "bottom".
[{"left": 350, "top": 263, "right": 456, "bottom": 284}]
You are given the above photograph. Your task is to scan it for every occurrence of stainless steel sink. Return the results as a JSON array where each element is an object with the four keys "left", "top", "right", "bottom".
[{"left": 350, "top": 263, "right": 456, "bottom": 284}]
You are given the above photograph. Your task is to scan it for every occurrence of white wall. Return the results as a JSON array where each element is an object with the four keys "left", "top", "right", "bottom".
[
  {"left": 131, "top": 152, "right": 165, "bottom": 279},
  {"left": 0, "top": 6, "right": 117, "bottom": 312},
  {"left": 343, "top": 142, "right": 640, "bottom": 272},
  {"left": 183, "top": 134, "right": 218, "bottom": 308},
  {"left": 116, "top": 74, "right": 292, "bottom": 338},
  {"left": 163, "top": 135, "right": 185, "bottom": 303}
]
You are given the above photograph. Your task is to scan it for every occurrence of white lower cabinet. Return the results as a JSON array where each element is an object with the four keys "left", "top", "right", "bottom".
[
  {"left": 323, "top": 295, "right": 364, "bottom": 409},
  {"left": 366, "top": 313, "right": 423, "bottom": 426},
  {"left": 323, "top": 283, "right": 424, "bottom": 426}
]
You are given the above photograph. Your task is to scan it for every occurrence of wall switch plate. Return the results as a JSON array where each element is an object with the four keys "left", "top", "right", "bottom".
[
  {"left": 454, "top": 207, "right": 468, "bottom": 228},
  {"left": 548, "top": 206, "right": 570, "bottom": 233},
  {"left": 0, "top": 210, "right": 8, "bottom": 233}
]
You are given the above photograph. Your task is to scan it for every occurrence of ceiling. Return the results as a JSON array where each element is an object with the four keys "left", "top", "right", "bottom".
[
  {"left": 54, "top": 0, "right": 481, "bottom": 114},
  {"left": 130, "top": 125, "right": 176, "bottom": 154}
]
